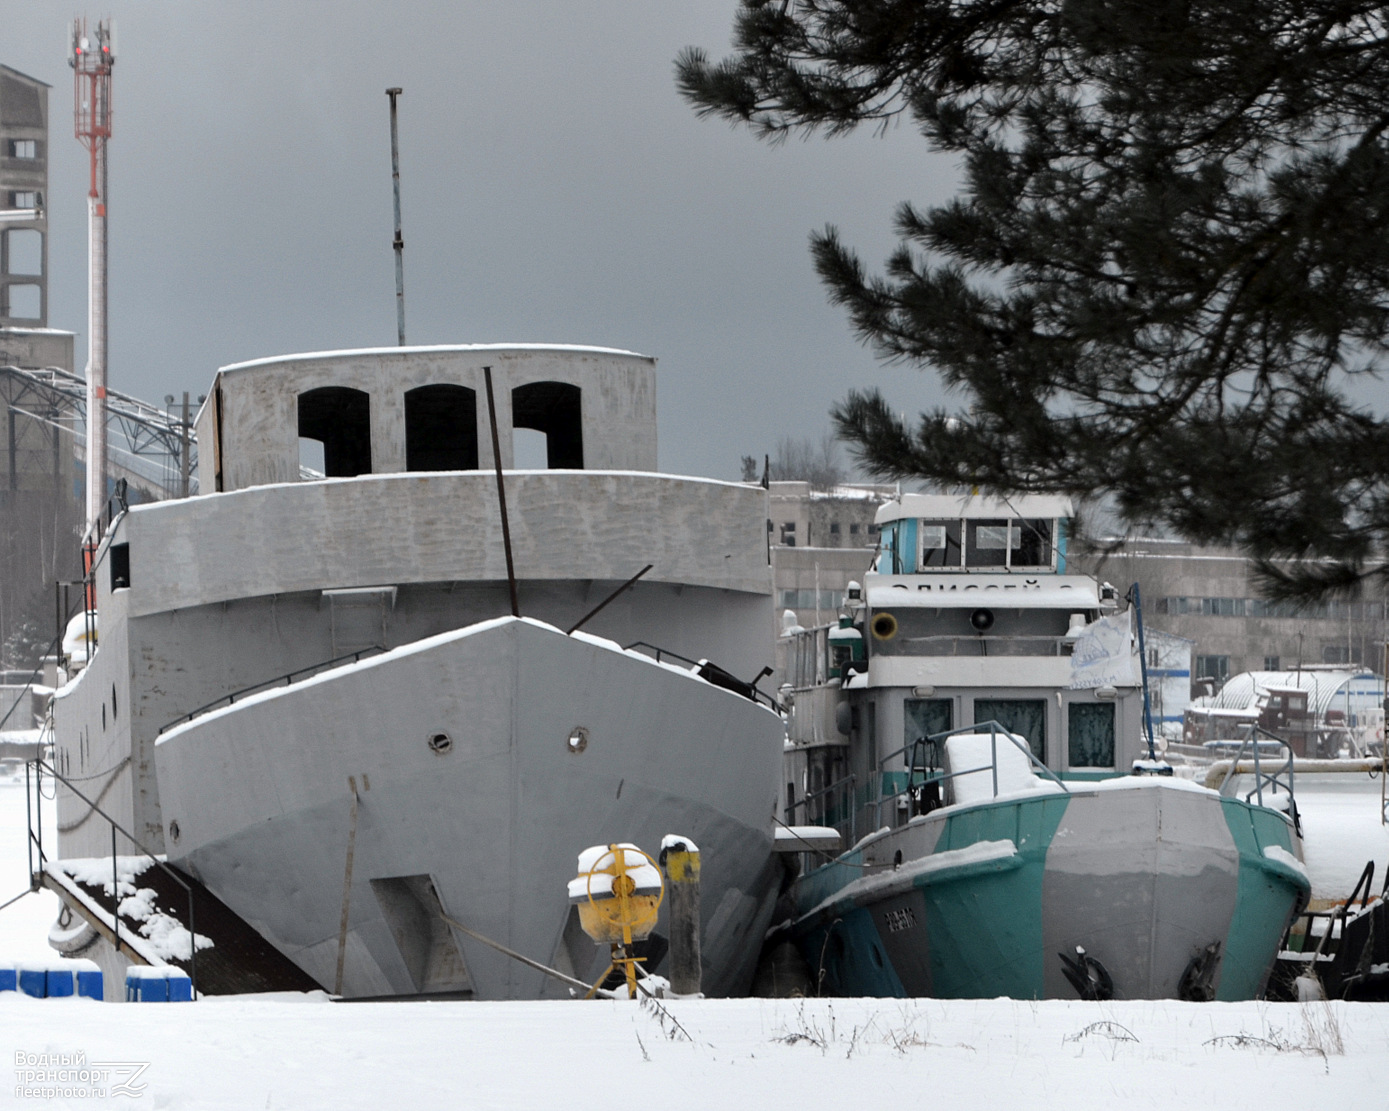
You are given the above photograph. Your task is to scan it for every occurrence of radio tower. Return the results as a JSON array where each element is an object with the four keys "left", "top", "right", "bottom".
[{"left": 70, "top": 17, "right": 115, "bottom": 536}]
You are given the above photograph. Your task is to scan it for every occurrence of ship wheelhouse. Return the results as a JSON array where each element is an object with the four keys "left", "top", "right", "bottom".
[{"left": 782, "top": 493, "right": 1144, "bottom": 846}]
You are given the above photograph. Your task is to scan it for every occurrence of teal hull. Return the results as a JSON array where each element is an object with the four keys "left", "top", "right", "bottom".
[{"left": 787, "top": 782, "right": 1308, "bottom": 1000}]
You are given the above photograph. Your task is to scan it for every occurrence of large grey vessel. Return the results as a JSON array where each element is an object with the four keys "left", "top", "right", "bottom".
[{"left": 49, "top": 344, "right": 785, "bottom": 999}]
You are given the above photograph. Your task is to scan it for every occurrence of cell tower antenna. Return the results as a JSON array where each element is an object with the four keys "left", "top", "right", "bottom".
[{"left": 71, "top": 16, "right": 115, "bottom": 539}]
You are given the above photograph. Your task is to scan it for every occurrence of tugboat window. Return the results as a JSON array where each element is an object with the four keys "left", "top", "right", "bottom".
[
  {"left": 919, "top": 520, "right": 963, "bottom": 568},
  {"left": 966, "top": 521, "right": 1013, "bottom": 567},
  {"left": 974, "top": 698, "right": 1047, "bottom": 762},
  {"left": 511, "top": 381, "right": 583, "bottom": 469},
  {"left": 1068, "top": 702, "right": 1115, "bottom": 767},
  {"left": 405, "top": 384, "right": 478, "bottom": 471},
  {"left": 297, "top": 387, "right": 372, "bottom": 477}
]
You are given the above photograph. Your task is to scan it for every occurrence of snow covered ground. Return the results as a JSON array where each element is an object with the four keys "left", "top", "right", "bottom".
[{"left": 0, "top": 777, "right": 1385, "bottom": 1106}]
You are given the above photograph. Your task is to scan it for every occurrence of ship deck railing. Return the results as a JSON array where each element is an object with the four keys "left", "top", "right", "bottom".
[
  {"left": 1214, "top": 724, "right": 1298, "bottom": 816},
  {"left": 885, "top": 634, "right": 1077, "bottom": 657},
  {"left": 24, "top": 756, "right": 200, "bottom": 999},
  {"left": 873, "top": 721, "right": 1071, "bottom": 830},
  {"left": 1272, "top": 859, "right": 1389, "bottom": 1000},
  {"left": 785, "top": 722, "right": 1072, "bottom": 865},
  {"left": 784, "top": 772, "right": 858, "bottom": 849},
  {"left": 157, "top": 645, "right": 387, "bottom": 735}
]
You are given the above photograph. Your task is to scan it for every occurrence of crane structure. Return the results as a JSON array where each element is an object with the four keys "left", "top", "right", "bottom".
[{"left": 70, "top": 17, "right": 115, "bottom": 538}]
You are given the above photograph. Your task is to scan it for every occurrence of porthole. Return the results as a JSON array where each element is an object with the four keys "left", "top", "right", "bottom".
[
  {"left": 567, "top": 726, "right": 589, "bottom": 755},
  {"left": 871, "top": 612, "right": 898, "bottom": 641},
  {"left": 428, "top": 732, "right": 453, "bottom": 755}
]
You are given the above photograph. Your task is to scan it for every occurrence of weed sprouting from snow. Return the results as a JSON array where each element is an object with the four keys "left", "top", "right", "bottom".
[
  {"left": 634, "top": 1031, "right": 650, "bottom": 1062},
  {"left": 1205, "top": 1033, "right": 1288, "bottom": 1051},
  {"left": 1064, "top": 1020, "right": 1140, "bottom": 1059},
  {"left": 773, "top": 1001, "right": 832, "bottom": 1053},
  {"left": 772, "top": 1001, "right": 970, "bottom": 1057},
  {"left": 1299, "top": 998, "right": 1345, "bottom": 1058},
  {"left": 1203, "top": 1001, "right": 1344, "bottom": 1068},
  {"left": 637, "top": 989, "right": 694, "bottom": 1044}
]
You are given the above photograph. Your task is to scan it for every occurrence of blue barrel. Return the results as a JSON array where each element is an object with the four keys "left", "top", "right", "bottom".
[
  {"left": 0, "top": 967, "right": 15, "bottom": 992},
  {"left": 75, "top": 965, "right": 103, "bottom": 1000},
  {"left": 125, "top": 969, "right": 168, "bottom": 1002},
  {"left": 45, "top": 968, "right": 74, "bottom": 997},
  {"left": 166, "top": 971, "right": 192, "bottom": 1002},
  {"left": 18, "top": 966, "right": 46, "bottom": 998}
]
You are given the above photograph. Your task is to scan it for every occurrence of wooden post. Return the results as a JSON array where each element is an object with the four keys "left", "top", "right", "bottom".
[{"left": 660, "top": 836, "right": 702, "bottom": 996}]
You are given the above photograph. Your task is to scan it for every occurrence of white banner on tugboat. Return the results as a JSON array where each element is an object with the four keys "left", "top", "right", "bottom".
[{"left": 1068, "top": 609, "right": 1140, "bottom": 689}]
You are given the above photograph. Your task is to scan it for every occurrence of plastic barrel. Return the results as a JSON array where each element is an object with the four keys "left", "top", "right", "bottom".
[
  {"left": 166, "top": 970, "right": 192, "bottom": 1002},
  {"left": 125, "top": 968, "right": 169, "bottom": 1002},
  {"left": 74, "top": 961, "right": 103, "bottom": 1001},
  {"left": 17, "top": 965, "right": 46, "bottom": 998},
  {"left": 45, "top": 968, "right": 74, "bottom": 997}
]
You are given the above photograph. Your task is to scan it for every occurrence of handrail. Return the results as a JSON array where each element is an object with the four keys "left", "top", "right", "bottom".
[
  {"left": 892, "top": 633, "right": 1076, "bottom": 657},
  {"left": 1217, "top": 724, "right": 1296, "bottom": 813},
  {"left": 158, "top": 645, "right": 387, "bottom": 735},
  {"left": 27, "top": 757, "right": 199, "bottom": 999},
  {"left": 623, "top": 641, "right": 781, "bottom": 711},
  {"left": 785, "top": 772, "right": 858, "bottom": 848},
  {"left": 872, "top": 720, "right": 1069, "bottom": 832}
]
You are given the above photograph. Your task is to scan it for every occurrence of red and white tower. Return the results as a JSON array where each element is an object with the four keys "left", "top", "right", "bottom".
[{"left": 70, "top": 17, "right": 114, "bottom": 535}]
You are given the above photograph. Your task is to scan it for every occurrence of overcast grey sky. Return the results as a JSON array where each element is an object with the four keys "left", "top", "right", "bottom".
[{"left": 1, "top": 1, "right": 960, "bottom": 478}]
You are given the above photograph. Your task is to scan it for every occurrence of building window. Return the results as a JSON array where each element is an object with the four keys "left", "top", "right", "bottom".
[
  {"left": 1068, "top": 702, "right": 1115, "bottom": 768},
  {"left": 8, "top": 191, "right": 37, "bottom": 209},
  {"left": 849, "top": 523, "right": 860, "bottom": 535},
  {"left": 778, "top": 589, "right": 842, "bottom": 610},
  {"left": 1263, "top": 656, "right": 1280, "bottom": 671},
  {"left": 1195, "top": 655, "right": 1230, "bottom": 685},
  {"left": 829, "top": 522, "right": 840, "bottom": 535},
  {"left": 8, "top": 140, "right": 36, "bottom": 159},
  {"left": 783, "top": 522, "right": 795, "bottom": 532},
  {"left": 1321, "top": 645, "right": 1361, "bottom": 665}
]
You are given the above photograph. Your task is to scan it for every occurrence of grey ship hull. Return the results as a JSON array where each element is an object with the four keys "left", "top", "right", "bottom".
[{"left": 155, "top": 616, "right": 784, "bottom": 999}]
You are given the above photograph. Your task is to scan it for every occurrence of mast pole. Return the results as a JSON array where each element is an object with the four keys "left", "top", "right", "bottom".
[{"left": 386, "top": 88, "right": 406, "bottom": 346}]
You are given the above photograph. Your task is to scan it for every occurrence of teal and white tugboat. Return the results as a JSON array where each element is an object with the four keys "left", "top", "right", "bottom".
[{"left": 776, "top": 493, "right": 1309, "bottom": 1000}]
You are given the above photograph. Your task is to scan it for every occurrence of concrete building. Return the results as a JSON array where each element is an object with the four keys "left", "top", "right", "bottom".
[
  {"left": 767, "top": 480, "right": 895, "bottom": 679},
  {"left": 1082, "top": 536, "right": 1389, "bottom": 692},
  {"left": 1, "top": 64, "right": 49, "bottom": 329}
]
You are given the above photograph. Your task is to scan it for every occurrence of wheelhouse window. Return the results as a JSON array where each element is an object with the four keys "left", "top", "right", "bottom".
[
  {"left": 920, "top": 520, "right": 963, "bottom": 568},
  {"left": 1068, "top": 702, "right": 1115, "bottom": 768},
  {"left": 405, "top": 384, "right": 478, "bottom": 471},
  {"left": 905, "top": 698, "right": 953, "bottom": 770},
  {"left": 511, "top": 381, "right": 583, "bottom": 469},
  {"left": 974, "top": 698, "right": 1047, "bottom": 763},
  {"left": 298, "top": 386, "right": 372, "bottom": 477}
]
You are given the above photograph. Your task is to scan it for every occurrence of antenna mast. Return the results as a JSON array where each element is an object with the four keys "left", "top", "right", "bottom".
[
  {"left": 71, "top": 17, "right": 115, "bottom": 536},
  {"left": 386, "top": 87, "right": 406, "bottom": 346}
]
